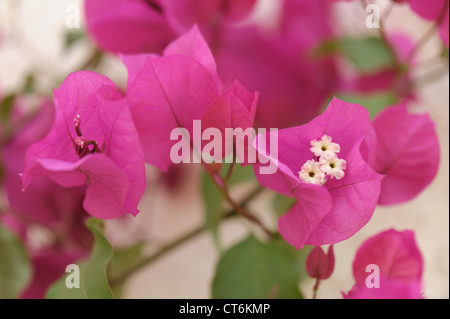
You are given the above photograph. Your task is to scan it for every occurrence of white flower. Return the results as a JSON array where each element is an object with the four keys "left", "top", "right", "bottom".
[
  {"left": 299, "top": 159, "right": 326, "bottom": 185},
  {"left": 310, "top": 135, "right": 340, "bottom": 159},
  {"left": 319, "top": 156, "right": 346, "bottom": 180}
]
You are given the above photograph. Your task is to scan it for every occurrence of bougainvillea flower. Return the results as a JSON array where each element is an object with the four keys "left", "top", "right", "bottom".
[
  {"left": 408, "top": 0, "right": 449, "bottom": 47},
  {"left": 123, "top": 26, "right": 223, "bottom": 171},
  {"left": 344, "top": 229, "right": 424, "bottom": 299},
  {"left": 1, "top": 97, "right": 92, "bottom": 247},
  {"left": 306, "top": 245, "right": 335, "bottom": 280},
  {"left": 21, "top": 72, "right": 146, "bottom": 219},
  {"left": 84, "top": 0, "right": 176, "bottom": 54},
  {"left": 254, "top": 98, "right": 383, "bottom": 249},
  {"left": 371, "top": 104, "right": 439, "bottom": 205}
]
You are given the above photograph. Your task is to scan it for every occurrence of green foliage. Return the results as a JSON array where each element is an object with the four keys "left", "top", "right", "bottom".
[
  {"left": 313, "top": 36, "right": 395, "bottom": 73},
  {"left": 64, "top": 30, "right": 85, "bottom": 50},
  {"left": 0, "top": 94, "right": 16, "bottom": 124},
  {"left": 46, "top": 218, "right": 114, "bottom": 299},
  {"left": 202, "top": 172, "right": 223, "bottom": 251},
  {"left": 212, "top": 235, "right": 306, "bottom": 299},
  {"left": 336, "top": 91, "right": 398, "bottom": 118},
  {"left": 0, "top": 224, "right": 32, "bottom": 299},
  {"left": 221, "top": 163, "right": 255, "bottom": 186}
]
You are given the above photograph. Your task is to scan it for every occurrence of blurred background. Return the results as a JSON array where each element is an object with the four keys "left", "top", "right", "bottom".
[{"left": 0, "top": 0, "right": 448, "bottom": 298}]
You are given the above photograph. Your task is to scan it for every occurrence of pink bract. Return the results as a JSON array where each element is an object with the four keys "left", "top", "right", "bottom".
[
  {"left": 372, "top": 104, "right": 440, "bottom": 205},
  {"left": 254, "top": 97, "right": 383, "bottom": 249}
]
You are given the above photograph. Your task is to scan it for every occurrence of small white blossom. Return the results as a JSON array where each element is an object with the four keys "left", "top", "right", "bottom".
[
  {"left": 319, "top": 156, "right": 347, "bottom": 180},
  {"left": 310, "top": 135, "right": 340, "bottom": 159},
  {"left": 299, "top": 159, "right": 326, "bottom": 185}
]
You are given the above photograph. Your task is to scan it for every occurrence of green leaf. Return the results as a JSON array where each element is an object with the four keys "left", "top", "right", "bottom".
[
  {"left": 0, "top": 94, "right": 16, "bottom": 124},
  {"left": 336, "top": 91, "right": 398, "bottom": 118},
  {"left": 108, "top": 242, "right": 144, "bottom": 298},
  {"left": 221, "top": 163, "right": 255, "bottom": 186},
  {"left": 64, "top": 30, "right": 85, "bottom": 50},
  {"left": 272, "top": 194, "right": 296, "bottom": 218},
  {"left": 212, "top": 235, "right": 305, "bottom": 299},
  {"left": 46, "top": 218, "right": 114, "bottom": 299},
  {"left": 339, "top": 37, "right": 394, "bottom": 73},
  {"left": 0, "top": 224, "right": 32, "bottom": 299},
  {"left": 202, "top": 172, "right": 223, "bottom": 251}
]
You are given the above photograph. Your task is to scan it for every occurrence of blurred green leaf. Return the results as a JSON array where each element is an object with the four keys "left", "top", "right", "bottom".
[
  {"left": 339, "top": 37, "right": 394, "bottom": 73},
  {"left": 108, "top": 242, "right": 145, "bottom": 297},
  {"left": 202, "top": 172, "right": 223, "bottom": 251},
  {"left": 221, "top": 163, "right": 255, "bottom": 186},
  {"left": 272, "top": 194, "right": 296, "bottom": 218},
  {"left": 212, "top": 235, "right": 305, "bottom": 299},
  {"left": 0, "top": 224, "right": 32, "bottom": 299},
  {"left": 336, "top": 91, "right": 398, "bottom": 118},
  {"left": 46, "top": 218, "right": 114, "bottom": 299},
  {"left": 22, "top": 74, "right": 35, "bottom": 95},
  {"left": 313, "top": 37, "right": 394, "bottom": 73},
  {"left": 0, "top": 94, "right": 16, "bottom": 124},
  {"left": 64, "top": 30, "right": 85, "bottom": 50}
]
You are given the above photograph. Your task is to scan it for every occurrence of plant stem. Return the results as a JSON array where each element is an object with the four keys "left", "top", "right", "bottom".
[
  {"left": 205, "top": 168, "right": 275, "bottom": 239},
  {"left": 404, "top": 1, "right": 449, "bottom": 64},
  {"left": 312, "top": 278, "right": 321, "bottom": 299},
  {"left": 110, "top": 185, "right": 265, "bottom": 288}
]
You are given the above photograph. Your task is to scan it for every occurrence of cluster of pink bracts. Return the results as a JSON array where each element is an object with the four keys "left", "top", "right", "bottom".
[{"left": 0, "top": 0, "right": 446, "bottom": 298}]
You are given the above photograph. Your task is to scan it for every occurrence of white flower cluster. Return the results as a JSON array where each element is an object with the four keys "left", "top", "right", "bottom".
[{"left": 298, "top": 135, "right": 346, "bottom": 185}]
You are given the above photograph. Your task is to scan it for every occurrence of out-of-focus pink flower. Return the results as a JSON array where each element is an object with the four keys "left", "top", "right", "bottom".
[
  {"left": 216, "top": 0, "right": 339, "bottom": 129},
  {"left": 163, "top": 0, "right": 257, "bottom": 36},
  {"left": 254, "top": 98, "right": 383, "bottom": 249},
  {"left": 408, "top": 0, "right": 449, "bottom": 47},
  {"left": 21, "top": 72, "right": 146, "bottom": 219},
  {"left": 21, "top": 247, "right": 86, "bottom": 299},
  {"left": 306, "top": 245, "right": 335, "bottom": 280},
  {"left": 344, "top": 229, "right": 424, "bottom": 299},
  {"left": 372, "top": 104, "right": 439, "bottom": 205},
  {"left": 344, "top": 278, "right": 423, "bottom": 299},
  {"left": 85, "top": 0, "right": 176, "bottom": 54}
]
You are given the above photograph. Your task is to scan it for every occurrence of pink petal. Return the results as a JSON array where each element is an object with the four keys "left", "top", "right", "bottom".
[
  {"left": 278, "top": 184, "right": 333, "bottom": 250},
  {"left": 344, "top": 279, "right": 423, "bottom": 299},
  {"left": 372, "top": 104, "right": 439, "bottom": 205},
  {"left": 439, "top": 9, "right": 449, "bottom": 47},
  {"left": 37, "top": 155, "right": 130, "bottom": 219},
  {"left": 163, "top": 25, "right": 217, "bottom": 75},
  {"left": 97, "top": 93, "right": 146, "bottom": 216},
  {"left": 126, "top": 55, "right": 219, "bottom": 171},
  {"left": 352, "top": 229, "right": 423, "bottom": 286},
  {"left": 85, "top": 0, "right": 176, "bottom": 54},
  {"left": 408, "top": 0, "right": 448, "bottom": 21}
]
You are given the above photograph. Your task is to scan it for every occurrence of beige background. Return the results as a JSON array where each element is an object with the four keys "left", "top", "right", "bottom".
[{"left": 0, "top": 0, "right": 448, "bottom": 298}]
